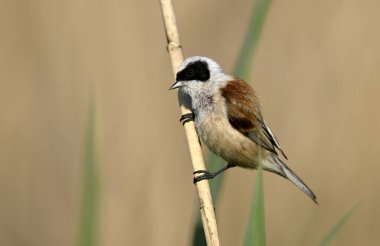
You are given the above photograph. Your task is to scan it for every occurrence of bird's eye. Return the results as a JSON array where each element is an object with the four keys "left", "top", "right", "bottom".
[{"left": 187, "top": 69, "right": 194, "bottom": 77}]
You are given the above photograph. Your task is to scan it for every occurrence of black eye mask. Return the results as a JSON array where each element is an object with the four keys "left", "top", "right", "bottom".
[{"left": 176, "top": 60, "right": 210, "bottom": 82}]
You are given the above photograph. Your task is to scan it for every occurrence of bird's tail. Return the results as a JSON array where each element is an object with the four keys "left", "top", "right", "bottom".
[{"left": 265, "top": 155, "right": 318, "bottom": 204}]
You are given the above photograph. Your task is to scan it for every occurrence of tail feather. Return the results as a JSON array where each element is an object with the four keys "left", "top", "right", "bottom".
[{"left": 266, "top": 155, "right": 317, "bottom": 204}]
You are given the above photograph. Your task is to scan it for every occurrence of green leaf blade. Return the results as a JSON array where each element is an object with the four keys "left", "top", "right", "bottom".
[
  {"left": 244, "top": 159, "right": 266, "bottom": 246},
  {"left": 234, "top": 0, "right": 272, "bottom": 80},
  {"left": 78, "top": 102, "right": 99, "bottom": 246},
  {"left": 319, "top": 204, "right": 359, "bottom": 246}
]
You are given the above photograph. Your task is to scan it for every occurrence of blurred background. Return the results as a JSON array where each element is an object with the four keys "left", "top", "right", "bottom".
[{"left": 1, "top": 0, "right": 380, "bottom": 245}]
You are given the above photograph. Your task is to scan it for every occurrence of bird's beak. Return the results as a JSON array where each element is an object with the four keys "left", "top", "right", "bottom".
[{"left": 169, "top": 81, "right": 183, "bottom": 90}]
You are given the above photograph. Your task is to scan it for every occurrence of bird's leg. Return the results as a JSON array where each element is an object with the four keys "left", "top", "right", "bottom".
[
  {"left": 179, "top": 113, "right": 195, "bottom": 125},
  {"left": 193, "top": 164, "right": 234, "bottom": 184}
]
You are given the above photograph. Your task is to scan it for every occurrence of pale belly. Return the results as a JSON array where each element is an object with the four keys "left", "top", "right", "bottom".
[{"left": 195, "top": 110, "right": 262, "bottom": 169}]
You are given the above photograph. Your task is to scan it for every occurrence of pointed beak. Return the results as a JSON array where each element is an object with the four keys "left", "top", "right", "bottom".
[{"left": 169, "top": 81, "right": 183, "bottom": 90}]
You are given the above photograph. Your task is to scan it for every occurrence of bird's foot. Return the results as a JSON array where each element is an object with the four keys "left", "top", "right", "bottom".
[
  {"left": 180, "top": 113, "right": 195, "bottom": 125},
  {"left": 193, "top": 170, "right": 215, "bottom": 184},
  {"left": 193, "top": 164, "right": 234, "bottom": 184}
]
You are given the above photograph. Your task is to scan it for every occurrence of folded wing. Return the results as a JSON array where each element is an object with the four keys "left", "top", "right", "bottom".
[{"left": 220, "top": 78, "right": 287, "bottom": 159}]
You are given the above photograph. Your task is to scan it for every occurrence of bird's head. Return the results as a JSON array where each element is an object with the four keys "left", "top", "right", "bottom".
[{"left": 169, "top": 56, "right": 225, "bottom": 96}]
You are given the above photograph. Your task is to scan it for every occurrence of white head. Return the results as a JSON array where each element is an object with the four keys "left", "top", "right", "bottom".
[{"left": 169, "top": 56, "right": 231, "bottom": 97}]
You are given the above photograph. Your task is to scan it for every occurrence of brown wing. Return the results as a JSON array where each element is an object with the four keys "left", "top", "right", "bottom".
[{"left": 220, "top": 78, "right": 287, "bottom": 159}]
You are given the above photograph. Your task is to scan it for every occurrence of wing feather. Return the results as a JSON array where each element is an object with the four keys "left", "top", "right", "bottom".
[{"left": 220, "top": 79, "right": 287, "bottom": 159}]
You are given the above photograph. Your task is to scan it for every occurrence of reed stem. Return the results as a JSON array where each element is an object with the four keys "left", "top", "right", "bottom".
[{"left": 159, "top": 0, "right": 220, "bottom": 245}]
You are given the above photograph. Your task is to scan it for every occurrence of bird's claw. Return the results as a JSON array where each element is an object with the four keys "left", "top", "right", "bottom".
[
  {"left": 192, "top": 165, "right": 233, "bottom": 184},
  {"left": 180, "top": 113, "right": 195, "bottom": 125},
  {"left": 193, "top": 170, "right": 213, "bottom": 184}
]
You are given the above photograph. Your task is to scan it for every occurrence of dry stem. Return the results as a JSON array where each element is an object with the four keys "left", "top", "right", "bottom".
[{"left": 159, "top": 0, "right": 220, "bottom": 245}]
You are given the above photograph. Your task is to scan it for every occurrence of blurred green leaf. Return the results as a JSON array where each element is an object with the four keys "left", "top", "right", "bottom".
[
  {"left": 244, "top": 157, "right": 266, "bottom": 246},
  {"left": 235, "top": 0, "right": 272, "bottom": 80},
  {"left": 78, "top": 101, "right": 99, "bottom": 246},
  {"left": 319, "top": 204, "right": 358, "bottom": 246},
  {"left": 192, "top": 0, "right": 271, "bottom": 245}
]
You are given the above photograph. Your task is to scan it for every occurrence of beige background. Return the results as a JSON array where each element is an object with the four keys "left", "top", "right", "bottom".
[{"left": 1, "top": 0, "right": 380, "bottom": 245}]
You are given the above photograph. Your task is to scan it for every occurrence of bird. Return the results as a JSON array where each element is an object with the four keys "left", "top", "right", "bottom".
[{"left": 169, "top": 56, "right": 317, "bottom": 203}]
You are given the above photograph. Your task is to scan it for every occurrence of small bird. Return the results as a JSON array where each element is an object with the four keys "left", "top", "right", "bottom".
[{"left": 170, "top": 56, "right": 317, "bottom": 203}]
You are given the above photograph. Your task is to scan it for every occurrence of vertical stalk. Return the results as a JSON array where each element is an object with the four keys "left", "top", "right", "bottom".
[{"left": 159, "top": 0, "right": 220, "bottom": 245}]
